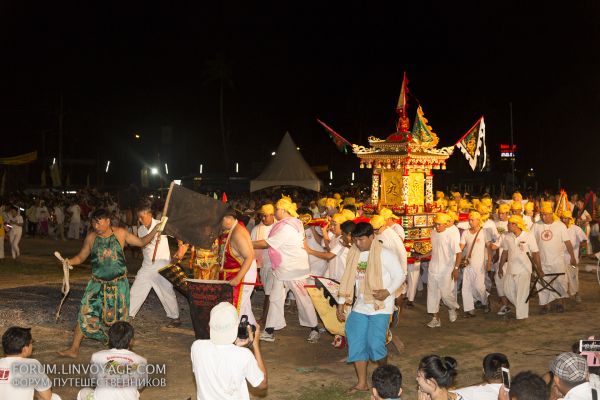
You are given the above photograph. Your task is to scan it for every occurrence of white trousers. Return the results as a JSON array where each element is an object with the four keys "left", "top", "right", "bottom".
[
  {"left": 259, "top": 264, "right": 275, "bottom": 296},
  {"left": 266, "top": 277, "right": 318, "bottom": 330},
  {"left": 537, "top": 264, "right": 568, "bottom": 305},
  {"left": 129, "top": 267, "right": 179, "bottom": 319},
  {"left": 503, "top": 272, "right": 531, "bottom": 319},
  {"left": 239, "top": 262, "right": 258, "bottom": 326},
  {"left": 68, "top": 222, "right": 80, "bottom": 239},
  {"left": 427, "top": 272, "right": 459, "bottom": 314},
  {"left": 495, "top": 266, "right": 506, "bottom": 297},
  {"left": 566, "top": 265, "right": 579, "bottom": 296},
  {"left": 9, "top": 229, "right": 22, "bottom": 258},
  {"left": 406, "top": 262, "right": 421, "bottom": 301},
  {"left": 461, "top": 264, "right": 489, "bottom": 312}
]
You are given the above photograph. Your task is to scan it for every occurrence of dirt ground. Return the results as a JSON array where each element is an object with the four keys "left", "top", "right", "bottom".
[{"left": 1, "top": 237, "right": 599, "bottom": 400}]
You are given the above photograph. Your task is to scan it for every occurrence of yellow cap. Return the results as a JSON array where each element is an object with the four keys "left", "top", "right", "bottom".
[
  {"left": 447, "top": 210, "right": 459, "bottom": 222},
  {"left": 276, "top": 198, "right": 299, "bottom": 218},
  {"left": 434, "top": 213, "right": 451, "bottom": 224},
  {"left": 317, "top": 198, "right": 327, "bottom": 207},
  {"left": 436, "top": 191, "right": 445, "bottom": 200},
  {"left": 524, "top": 201, "right": 534, "bottom": 212},
  {"left": 468, "top": 211, "right": 481, "bottom": 220},
  {"left": 560, "top": 210, "right": 574, "bottom": 226},
  {"left": 472, "top": 199, "right": 481, "bottom": 209},
  {"left": 508, "top": 215, "right": 527, "bottom": 231},
  {"left": 331, "top": 213, "right": 347, "bottom": 225},
  {"left": 379, "top": 207, "right": 398, "bottom": 220},
  {"left": 458, "top": 199, "right": 472, "bottom": 210},
  {"left": 334, "top": 193, "right": 342, "bottom": 200},
  {"left": 370, "top": 215, "right": 385, "bottom": 230},
  {"left": 341, "top": 209, "right": 356, "bottom": 221},
  {"left": 512, "top": 191, "right": 523, "bottom": 202},
  {"left": 343, "top": 197, "right": 356, "bottom": 206},
  {"left": 325, "top": 198, "right": 338, "bottom": 209},
  {"left": 260, "top": 204, "right": 275, "bottom": 215},
  {"left": 511, "top": 201, "right": 523, "bottom": 211},
  {"left": 477, "top": 204, "right": 491, "bottom": 215},
  {"left": 481, "top": 198, "right": 493, "bottom": 207},
  {"left": 498, "top": 204, "right": 510, "bottom": 213},
  {"left": 448, "top": 200, "right": 458, "bottom": 212},
  {"left": 452, "top": 192, "right": 461, "bottom": 198},
  {"left": 540, "top": 201, "right": 554, "bottom": 214}
]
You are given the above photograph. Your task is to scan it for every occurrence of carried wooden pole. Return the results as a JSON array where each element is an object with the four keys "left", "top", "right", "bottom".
[{"left": 152, "top": 181, "right": 175, "bottom": 263}]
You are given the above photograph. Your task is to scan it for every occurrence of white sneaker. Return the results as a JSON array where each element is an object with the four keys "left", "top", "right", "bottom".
[
  {"left": 497, "top": 305, "right": 509, "bottom": 316},
  {"left": 427, "top": 317, "right": 441, "bottom": 328},
  {"left": 260, "top": 331, "right": 275, "bottom": 342},
  {"left": 449, "top": 309, "right": 457, "bottom": 322},
  {"left": 307, "top": 330, "right": 320, "bottom": 343}
]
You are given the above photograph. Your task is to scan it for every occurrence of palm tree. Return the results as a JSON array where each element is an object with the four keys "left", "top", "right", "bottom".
[{"left": 202, "top": 53, "right": 234, "bottom": 171}]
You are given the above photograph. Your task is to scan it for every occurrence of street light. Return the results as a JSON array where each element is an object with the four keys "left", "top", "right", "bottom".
[
  {"left": 235, "top": 163, "right": 239, "bottom": 173},
  {"left": 151, "top": 167, "right": 158, "bottom": 175},
  {"left": 164, "top": 163, "right": 169, "bottom": 175},
  {"left": 134, "top": 133, "right": 140, "bottom": 139},
  {"left": 329, "top": 171, "right": 333, "bottom": 180},
  {"left": 200, "top": 164, "right": 203, "bottom": 174},
  {"left": 271, "top": 151, "right": 276, "bottom": 156},
  {"left": 105, "top": 160, "right": 110, "bottom": 173}
]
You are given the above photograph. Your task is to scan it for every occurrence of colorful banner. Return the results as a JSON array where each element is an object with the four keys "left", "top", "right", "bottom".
[
  {"left": 410, "top": 106, "right": 439, "bottom": 147},
  {"left": 455, "top": 116, "right": 486, "bottom": 171},
  {"left": 0, "top": 151, "right": 37, "bottom": 165},
  {"left": 317, "top": 119, "right": 352, "bottom": 154}
]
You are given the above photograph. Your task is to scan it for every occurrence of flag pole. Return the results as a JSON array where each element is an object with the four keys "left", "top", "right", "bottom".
[{"left": 509, "top": 102, "right": 515, "bottom": 192}]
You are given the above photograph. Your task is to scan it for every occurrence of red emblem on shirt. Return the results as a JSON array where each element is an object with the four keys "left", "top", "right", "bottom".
[
  {"left": 541, "top": 229, "right": 553, "bottom": 241},
  {"left": 0, "top": 368, "right": 9, "bottom": 380}
]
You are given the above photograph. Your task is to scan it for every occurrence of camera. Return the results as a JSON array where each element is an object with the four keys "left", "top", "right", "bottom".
[{"left": 237, "top": 315, "right": 256, "bottom": 340}]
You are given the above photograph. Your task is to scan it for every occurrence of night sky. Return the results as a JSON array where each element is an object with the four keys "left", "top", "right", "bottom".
[{"left": 2, "top": 2, "right": 599, "bottom": 191}]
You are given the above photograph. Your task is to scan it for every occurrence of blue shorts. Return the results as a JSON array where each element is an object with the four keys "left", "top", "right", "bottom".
[{"left": 345, "top": 311, "right": 390, "bottom": 362}]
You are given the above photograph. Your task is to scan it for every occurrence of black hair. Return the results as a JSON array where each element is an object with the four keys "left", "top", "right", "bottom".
[
  {"left": 136, "top": 199, "right": 152, "bottom": 214},
  {"left": 483, "top": 353, "right": 510, "bottom": 382},
  {"left": 296, "top": 207, "right": 312, "bottom": 215},
  {"left": 90, "top": 208, "right": 110, "bottom": 221},
  {"left": 223, "top": 206, "right": 237, "bottom": 218},
  {"left": 372, "top": 364, "right": 402, "bottom": 399},
  {"left": 2, "top": 327, "right": 32, "bottom": 355},
  {"left": 340, "top": 220, "right": 356, "bottom": 235},
  {"left": 418, "top": 355, "right": 458, "bottom": 389},
  {"left": 352, "top": 222, "right": 374, "bottom": 238},
  {"left": 108, "top": 321, "right": 134, "bottom": 350},
  {"left": 343, "top": 204, "right": 357, "bottom": 213},
  {"left": 509, "top": 371, "right": 548, "bottom": 400}
]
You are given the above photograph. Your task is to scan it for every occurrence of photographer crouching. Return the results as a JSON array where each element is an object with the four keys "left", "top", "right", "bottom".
[{"left": 191, "top": 302, "right": 267, "bottom": 400}]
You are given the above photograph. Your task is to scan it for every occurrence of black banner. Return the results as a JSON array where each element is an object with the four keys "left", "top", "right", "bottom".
[{"left": 187, "top": 280, "right": 233, "bottom": 339}]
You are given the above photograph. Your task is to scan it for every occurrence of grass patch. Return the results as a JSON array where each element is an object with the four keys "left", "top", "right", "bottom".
[
  {"left": 481, "top": 325, "right": 517, "bottom": 334},
  {"left": 436, "top": 341, "right": 478, "bottom": 356}
]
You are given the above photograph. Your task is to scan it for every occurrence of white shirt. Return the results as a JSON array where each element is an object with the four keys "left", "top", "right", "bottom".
[
  {"left": 54, "top": 207, "right": 65, "bottom": 224},
  {"left": 532, "top": 220, "right": 570, "bottom": 271},
  {"left": 191, "top": 340, "right": 264, "bottom": 400},
  {"left": 376, "top": 228, "right": 408, "bottom": 274},
  {"left": 88, "top": 348, "right": 147, "bottom": 400},
  {"left": 460, "top": 228, "right": 487, "bottom": 268},
  {"left": 565, "top": 224, "right": 587, "bottom": 264},
  {"left": 430, "top": 228, "right": 461, "bottom": 274},
  {"left": 305, "top": 227, "right": 328, "bottom": 276},
  {"left": 390, "top": 223, "right": 406, "bottom": 241},
  {"left": 8, "top": 214, "right": 24, "bottom": 234},
  {"left": 266, "top": 219, "right": 310, "bottom": 281},
  {"left": 138, "top": 219, "right": 170, "bottom": 270},
  {"left": 327, "top": 241, "right": 349, "bottom": 282},
  {"left": 454, "top": 382, "right": 501, "bottom": 400},
  {"left": 501, "top": 231, "right": 539, "bottom": 275},
  {"left": 36, "top": 206, "right": 49, "bottom": 222},
  {"left": 68, "top": 204, "right": 81, "bottom": 223},
  {"left": 564, "top": 381, "right": 594, "bottom": 400},
  {"left": 251, "top": 222, "right": 274, "bottom": 268},
  {"left": 338, "top": 247, "right": 405, "bottom": 315},
  {"left": 483, "top": 219, "right": 499, "bottom": 243},
  {"left": 0, "top": 357, "right": 52, "bottom": 400}
]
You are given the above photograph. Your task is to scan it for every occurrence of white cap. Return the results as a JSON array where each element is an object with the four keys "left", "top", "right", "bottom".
[{"left": 209, "top": 302, "right": 238, "bottom": 345}]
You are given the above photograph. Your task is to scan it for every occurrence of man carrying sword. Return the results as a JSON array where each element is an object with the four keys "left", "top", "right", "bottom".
[{"left": 57, "top": 208, "right": 166, "bottom": 358}]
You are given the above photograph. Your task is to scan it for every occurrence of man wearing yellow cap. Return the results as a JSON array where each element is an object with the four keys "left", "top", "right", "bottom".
[
  {"left": 459, "top": 211, "right": 492, "bottom": 316},
  {"left": 497, "top": 215, "right": 544, "bottom": 319},
  {"left": 251, "top": 204, "right": 276, "bottom": 323},
  {"left": 379, "top": 208, "right": 405, "bottom": 242},
  {"left": 305, "top": 213, "right": 346, "bottom": 277},
  {"left": 493, "top": 203, "right": 511, "bottom": 315},
  {"left": 523, "top": 201, "right": 536, "bottom": 230},
  {"left": 559, "top": 210, "right": 587, "bottom": 303},
  {"left": 426, "top": 213, "right": 461, "bottom": 328},
  {"left": 252, "top": 197, "right": 320, "bottom": 343},
  {"left": 531, "top": 202, "right": 577, "bottom": 313}
]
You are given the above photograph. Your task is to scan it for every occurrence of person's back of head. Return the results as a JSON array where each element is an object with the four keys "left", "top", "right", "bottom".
[
  {"left": 108, "top": 321, "right": 134, "bottom": 350},
  {"left": 509, "top": 371, "right": 548, "bottom": 400},
  {"left": 372, "top": 364, "right": 402, "bottom": 399},
  {"left": 418, "top": 355, "right": 458, "bottom": 389},
  {"left": 2, "top": 326, "right": 32, "bottom": 356},
  {"left": 483, "top": 353, "right": 510, "bottom": 383}
]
